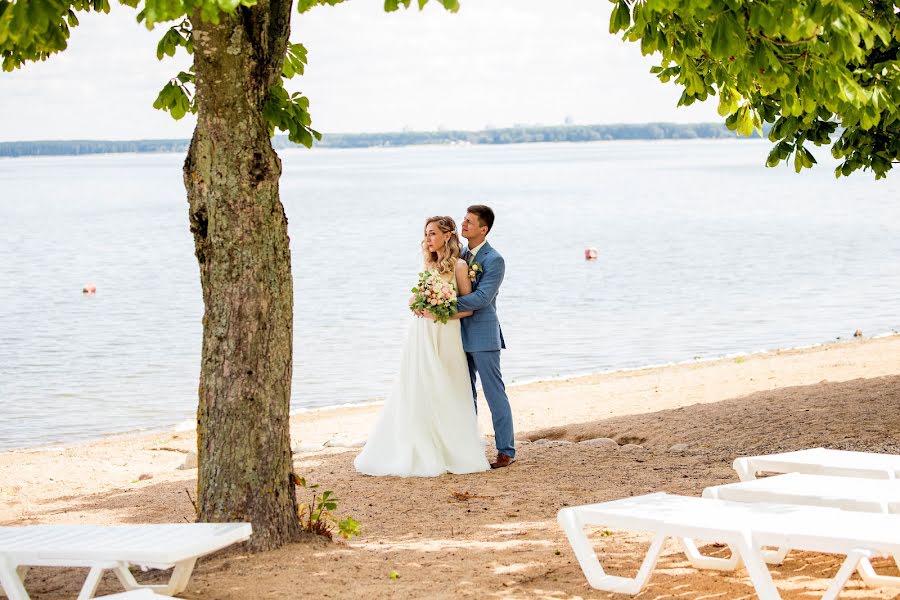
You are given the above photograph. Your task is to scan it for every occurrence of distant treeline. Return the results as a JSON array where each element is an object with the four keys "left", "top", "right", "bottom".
[
  {"left": 0, "top": 139, "right": 191, "bottom": 157},
  {"left": 0, "top": 122, "right": 765, "bottom": 158}
]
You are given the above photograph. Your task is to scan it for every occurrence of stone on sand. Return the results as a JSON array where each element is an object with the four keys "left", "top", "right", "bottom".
[
  {"left": 177, "top": 451, "right": 198, "bottom": 470},
  {"left": 530, "top": 439, "right": 574, "bottom": 447},
  {"left": 578, "top": 437, "right": 619, "bottom": 450},
  {"left": 292, "top": 442, "right": 326, "bottom": 453},
  {"left": 324, "top": 437, "right": 366, "bottom": 448}
]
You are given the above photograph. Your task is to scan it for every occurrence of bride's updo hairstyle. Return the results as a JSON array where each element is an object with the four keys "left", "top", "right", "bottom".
[{"left": 422, "top": 216, "right": 461, "bottom": 275}]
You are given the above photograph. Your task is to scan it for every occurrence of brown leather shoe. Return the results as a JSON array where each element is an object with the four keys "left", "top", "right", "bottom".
[{"left": 490, "top": 453, "right": 515, "bottom": 469}]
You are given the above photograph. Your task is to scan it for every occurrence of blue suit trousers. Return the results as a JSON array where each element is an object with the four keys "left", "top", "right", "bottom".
[{"left": 467, "top": 350, "right": 515, "bottom": 458}]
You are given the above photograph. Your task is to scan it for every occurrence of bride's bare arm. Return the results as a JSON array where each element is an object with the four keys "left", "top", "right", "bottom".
[{"left": 451, "top": 259, "right": 474, "bottom": 320}]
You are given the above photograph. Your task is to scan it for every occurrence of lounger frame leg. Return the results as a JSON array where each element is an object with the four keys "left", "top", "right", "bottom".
[
  {"left": 821, "top": 549, "right": 869, "bottom": 600},
  {"left": 0, "top": 556, "right": 31, "bottom": 600},
  {"left": 75, "top": 566, "right": 106, "bottom": 600},
  {"left": 731, "top": 534, "right": 783, "bottom": 600},
  {"left": 113, "top": 563, "right": 141, "bottom": 591},
  {"left": 761, "top": 546, "right": 790, "bottom": 565},
  {"left": 732, "top": 458, "right": 757, "bottom": 482},
  {"left": 698, "top": 488, "right": 770, "bottom": 570},
  {"left": 557, "top": 508, "right": 666, "bottom": 595},
  {"left": 680, "top": 538, "right": 742, "bottom": 571},
  {"left": 113, "top": 558, "right": 198, "bottom": 596},
  {"left": 855, "top": 554, "right": 900, "bottom": 589},
  {"left": 166, "top": 558, "right": 198, "bottom": 594}
]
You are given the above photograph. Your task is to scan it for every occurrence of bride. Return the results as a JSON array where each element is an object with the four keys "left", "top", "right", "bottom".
[{"left": 354, "top": 216, "right": 490, "bottom": 477}]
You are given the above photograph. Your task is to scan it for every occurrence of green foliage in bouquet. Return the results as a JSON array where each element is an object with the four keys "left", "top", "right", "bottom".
[{"left": 409, "top": 270, "right": 458, "bottom": 324}]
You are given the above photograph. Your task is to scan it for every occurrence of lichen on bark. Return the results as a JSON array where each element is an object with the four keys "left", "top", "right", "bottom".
[{"left": 185, "top": 0, "right": 301, "bottom": 551}]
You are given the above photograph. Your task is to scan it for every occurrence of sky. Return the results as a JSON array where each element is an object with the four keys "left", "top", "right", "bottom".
[{"left": 0, "top": 0, "right": 721, "bottom": 142}]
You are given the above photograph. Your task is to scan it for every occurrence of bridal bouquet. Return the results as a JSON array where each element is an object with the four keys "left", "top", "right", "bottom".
[{"left": 409, "top": 270, "right": 457, "bottom": 324}]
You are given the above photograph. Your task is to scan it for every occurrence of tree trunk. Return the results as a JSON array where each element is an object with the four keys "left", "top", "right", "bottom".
[{"left": 184, "top": 0, "right": 300, "bottom": 551}]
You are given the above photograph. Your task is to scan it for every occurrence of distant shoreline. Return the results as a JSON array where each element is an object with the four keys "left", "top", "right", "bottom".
[{"left": 0, "top": 121, "right": 766, "bottom": 159}]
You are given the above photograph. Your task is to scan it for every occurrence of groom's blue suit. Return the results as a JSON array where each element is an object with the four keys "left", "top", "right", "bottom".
[{"left": 458, "top": 241, "right": 515, "bottom": 459}]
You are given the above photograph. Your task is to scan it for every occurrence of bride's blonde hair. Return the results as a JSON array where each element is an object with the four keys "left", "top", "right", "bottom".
[{"left": 422, "top": 216, "right": 461, "bottom": 275}]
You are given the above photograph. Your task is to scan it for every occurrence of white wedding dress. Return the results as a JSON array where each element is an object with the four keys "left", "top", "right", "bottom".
[{"left": 354, "top": 272, "right": 490, "bottom": 477}]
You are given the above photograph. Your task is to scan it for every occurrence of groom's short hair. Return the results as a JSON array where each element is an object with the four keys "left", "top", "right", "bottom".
[{"left": 467, "top": 205, "right": 495, "bottom": 232}]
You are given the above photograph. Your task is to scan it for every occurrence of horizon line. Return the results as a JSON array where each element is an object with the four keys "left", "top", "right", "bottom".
[{"left": 0, "top": 120, "right": 738, "bottom": 145}]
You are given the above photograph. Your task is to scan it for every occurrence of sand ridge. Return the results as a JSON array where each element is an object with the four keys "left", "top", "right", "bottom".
[{"left": 2, "top": 335, "right": 900, "bottom": 599}]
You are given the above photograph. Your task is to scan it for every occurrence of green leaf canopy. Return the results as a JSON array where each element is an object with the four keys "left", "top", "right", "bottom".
[{"left": 612, "top": 0, "right": 900, "bottom": 178}]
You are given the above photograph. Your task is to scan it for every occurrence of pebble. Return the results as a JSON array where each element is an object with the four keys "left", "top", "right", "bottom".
[
  {"left": 292, "top": 443, "right": 326, "bottom": 453},
  {"left": 578, "top": 437, "right": 619, "bottom": 449},
  {"left": 177, "top": 451, "right": 198, "bottom": 470},
  {"left": 530, "top": 439, "right": 574, "bottom": 447},
  {"left": 669, "top": 443, "right": 689, "bottom": 452},
  {"left": 324, "top": 437, "right": 366, "bottom": 448},
  {"left": 619, "top": 443, "right": 645, "bottom": 452}
]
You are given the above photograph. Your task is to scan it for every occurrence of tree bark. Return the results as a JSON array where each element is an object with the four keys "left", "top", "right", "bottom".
[{"left": 184, "top": 0, "right": 300, "bottom": 551}]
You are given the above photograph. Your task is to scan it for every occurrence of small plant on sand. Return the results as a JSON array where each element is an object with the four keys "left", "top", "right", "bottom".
[{"left": 291, "top": 473, "right": 361, "bottom": 541}]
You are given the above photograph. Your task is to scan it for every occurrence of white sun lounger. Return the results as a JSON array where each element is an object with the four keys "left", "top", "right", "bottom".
[
  {"left": 0, "top": 522, "right": 251, "bottom": 600},
  {"left": 702, "top": 472, "right": 900, "bottom": 586},
  {"left": 706, "top": 472, "right": 900, "bottom": 513},
  {"left": 557, "top": 492, "right": 900, "bottom": 600},
  {"left": 733, "top": 447, "right": 900, "bottom": 481},
  {"left": 98, "top": 592, "right": 176, "bottom": 599}
]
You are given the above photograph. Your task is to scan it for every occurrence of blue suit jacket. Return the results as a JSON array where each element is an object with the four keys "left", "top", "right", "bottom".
[{"left": 457, "top": 242, "right": 506, "bottom": 352}]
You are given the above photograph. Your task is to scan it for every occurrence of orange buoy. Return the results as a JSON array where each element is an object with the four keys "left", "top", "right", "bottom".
[
  {"left": 82, "top": 284, "right": 96, "bottom": 294},
  {"left": 584, "top": 248, "right": 598, "bottom": 260}
]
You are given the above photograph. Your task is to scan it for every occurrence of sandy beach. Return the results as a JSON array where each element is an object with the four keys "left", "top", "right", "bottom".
[{"left": 3, "top": 334, "right": 900, "bottom": 599}]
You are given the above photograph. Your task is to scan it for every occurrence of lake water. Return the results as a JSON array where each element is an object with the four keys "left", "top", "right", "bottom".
[{"left": 2, "top": 139, "right": 899, "bottom": 451}]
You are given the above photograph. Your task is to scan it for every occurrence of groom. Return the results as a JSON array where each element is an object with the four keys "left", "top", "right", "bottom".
[{"left": 457, "top": 205, "right": 515, "bottom": 469}]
